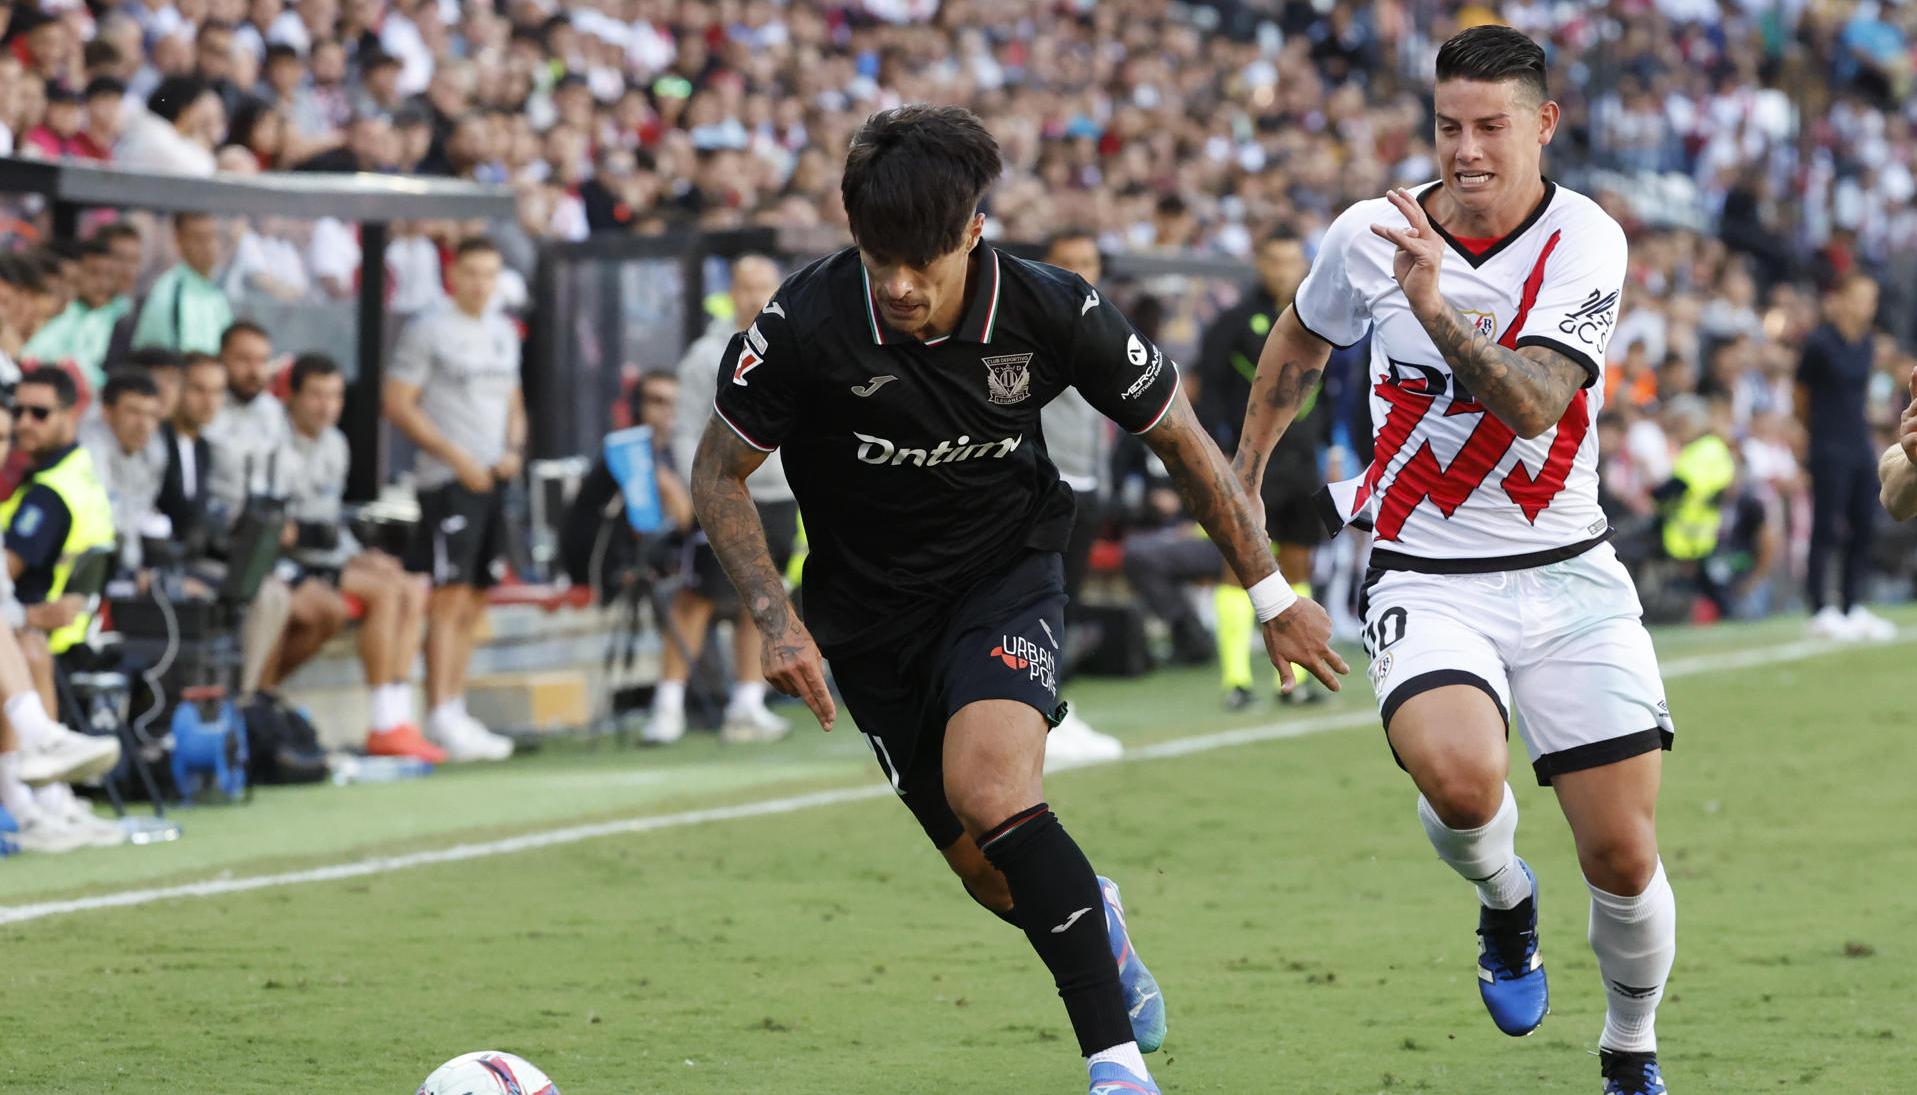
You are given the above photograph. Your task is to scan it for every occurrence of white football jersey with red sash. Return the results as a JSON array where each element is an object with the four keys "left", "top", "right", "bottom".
[{"left": 1297, "top": 180, "right": 1626, "bottom": 568}]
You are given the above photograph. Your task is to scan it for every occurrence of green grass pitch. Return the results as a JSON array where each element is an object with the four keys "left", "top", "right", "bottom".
[{"left": 0, "top": 612, "right": 1912, "bottom": 1093}]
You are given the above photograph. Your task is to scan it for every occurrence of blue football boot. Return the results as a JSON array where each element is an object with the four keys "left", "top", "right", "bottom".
[
  {"left": 1600, "top": 1049, "right": 1667, "bottom": 1094},
  {"left": 1476, "top": 858, "right": 1548, "bottom": 1036},
  {"left": 1087, "top": 1059, "right": 1160, "bottom": 1095},
  {"left": 1097, "top": 876, "right": 1166, "bottom": 1053}
]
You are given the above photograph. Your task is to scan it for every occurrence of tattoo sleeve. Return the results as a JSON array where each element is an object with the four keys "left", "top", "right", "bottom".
[
  {"left": 1144, "top": 391, "right": 1279, "bottom": 589},
  {"left": 1234, "top": 306, "right": 1329, "bottom": 491},
  {"left": 1419, "top": 303, "right": 1588, "bottom": 438},
  {"left": 690, "top": 416, "right": 791, "bottom": 636}
]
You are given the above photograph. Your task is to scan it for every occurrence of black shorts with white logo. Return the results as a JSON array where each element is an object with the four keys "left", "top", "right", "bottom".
[
  {"left": 826, "top": 550, "right": 1068, "bottom": 849},
  {"left": 405, "top": 483, "right": 507, "bottom": 589}
]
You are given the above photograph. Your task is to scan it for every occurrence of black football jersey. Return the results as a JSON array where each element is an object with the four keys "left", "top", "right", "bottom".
[{"left": 711, "top": 245, "right": 1179, "bottom": 655}]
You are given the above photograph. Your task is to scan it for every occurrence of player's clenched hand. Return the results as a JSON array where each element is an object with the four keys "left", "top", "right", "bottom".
[
  {"left": 1370, "top": 187, "right": 1446, "bottom": 316},
  {"left": 1900, "top": 366, "right": 1917, "bottom": 466},
  {"left": 763, "top": 617, "right": 836, "bottom": 731},
  {"left": 1260, "top": 597, "right": 1350, "bottom": 694}
]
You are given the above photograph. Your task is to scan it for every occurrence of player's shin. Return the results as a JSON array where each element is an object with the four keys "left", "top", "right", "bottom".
[
  {"left": 1418, "top": 783, "right": 1530, "bottom": 909},
  {"left": 977, "top": 804, "right": 1136, "bottom": 1059},
  {"left": 1588, "top": 859, "right": 1676, "bottom": 1053}
]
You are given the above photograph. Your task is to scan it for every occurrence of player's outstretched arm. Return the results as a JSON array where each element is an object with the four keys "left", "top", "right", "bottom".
[
  {"left": 1142, "top": 390, "right": 1350, "bottom": 692},
  {"left": 1233, "top": 305, "right": 1332, "bottom": 507},
  {"left": 1880, "top": 367, "right": 1917, "bottom": 521},
  {"left": 1371, "top": 187, "right": 1587, "bottom": 439},
  {"left": 690, "top": 416, "right": 837, "bottom": 730}
]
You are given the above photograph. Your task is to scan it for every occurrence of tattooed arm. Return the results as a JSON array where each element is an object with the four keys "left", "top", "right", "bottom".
[
  {"left": 1415, "top": 305, "right": 1587, "bottom": 439},
  {"left": 1143, "top": 389, "right": 1349, "bottom": 691},
  {"left": 1233, "top": 304, "right": 1333, "bottom": 502},
  {"left": 690, "top": 416, "right": 836, "bottom": 729}
]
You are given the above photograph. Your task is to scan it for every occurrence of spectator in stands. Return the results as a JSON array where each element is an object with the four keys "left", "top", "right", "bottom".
[
  {"left": 195, "top": 20, "right": 246, "bottom": 118},
  {"left": 288, "top": 37, "right": 352, "bottom": 139},
  {"left": 3, "top": 367, "right": 115, "bottom": 662},
  {"left": 657, "top": 255, "right": 791, "bottom": 746},
  {"left": 21, "top": 82, "right": 85, "bottom": 160},
  {"left": 117, "top": 75, "right": 220, "bottom": 176},
  {"left": 1034, "top": 230, "right": 1125, "bottom": 765},
  {"left": 136, "top": 347, "right": 185, "bottom": 424},
  {"left": 21, "top": 238, "right": 129, "bottom": 389},
  {"left": 276, "top": 353, "right": 435, "bottom": 759},
  {"left": 76, "top": 370, "right": 166, "bottom": 572},
  {"left": 75, "top": 76, "right": 126, "bottom": 162},
  {"left": 1798, "top": 272, "right": 1895, "bottom": 641},
  {"left": 96, "top": 222, "right": 143, "bottom": 305},
  {"left": 157, "top": 351, "right": 221, "bottom": 550},
  {"left": 131, "top": 213, "right": 233, "bottom": 356},
  {"left": 385, "top": 235, "right": 521, "bottom": 762}
]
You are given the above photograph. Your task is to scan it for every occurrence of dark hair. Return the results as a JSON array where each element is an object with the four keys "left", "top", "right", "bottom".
[
  {"left": 1435, "top": 25, "right": 1549, "bottom": 104},
  {"left": 1261, "top": 226, "right": 1303, "bottom": 247},
  {"left": 95, "top": 221, "right": 140, "bottom": 247},
  {"left": 43, "top": 239, "right": 85, "bottom": 263},
  {"left": 127, "top": 347, "right": 184, "bottom": 371},
  {"left": 83, "top": 75, "right": 126, "bottom": 101},
  {"left": 264, "top": 43, "right": 300, "bottom": 66},
  {"left": 83, "top": 39, "right": 124, "bottom": 72},
  {"left": 220, "top": 319, "right": 271, "bottom": 350},
  {"left": 453, "top": 236, "right": 500, "bottom": 261},
  {"left": 173, "top": 210, "right": 214, "bottom": 232},
  {"left": 1045, "top": 228, "right": 1097, "bottom": 253},
  {"left": 102, "top": 370, "right": 160, "bottom": 407},
  {"left": 288, "top": 352, "right": 342, "bottom": 393},
  {"left": 360, "top": 48, "right": 398, "bottom": 72},
  {"left": 19, "top": 366, "right": 78, "bottom": 409},
  {"left": 78, "top": 237, "right": 115, "bottom": 260},
  {"left": 841, "top": 105, "right": 1000, "bottom": 268},
  {"left": 147, "top": 75, "right": 210, "bottom": 123},
  {"left": 0, "top": 255, "right": 46, "bottom": 295},
  {"left": 182, "top": 351, "right": 222, "bottom": 372}
]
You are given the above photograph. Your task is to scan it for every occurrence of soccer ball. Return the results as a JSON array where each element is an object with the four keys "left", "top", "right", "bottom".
[{"left": 416, "top": 1051, "right": 559, "bottom": 1095}]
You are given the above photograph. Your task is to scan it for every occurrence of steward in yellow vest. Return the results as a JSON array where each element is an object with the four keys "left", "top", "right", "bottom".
[{"left": 3, "top": 368, "right": 115, "bottom": 655}]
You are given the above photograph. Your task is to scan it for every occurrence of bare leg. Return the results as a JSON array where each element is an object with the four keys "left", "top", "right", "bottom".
[
  {"left": 730, "top": 610, "right": 765, "bottom": 686},
  {"left": 270, "top": 580, "right": 349, "bottom": 686},
  {"left": 424, "top": 584, "right": 470, "bottom": 708},
  {"left": 240, "top": 577, "right": 292, "bottom": 696},
  {"left": 447, "top": 586, "right": 487, "bottom": 701},
  {"left": 341, "top": 560, "right": 396, "bottom": 687},
  {"left": 660, "top": 590, "right": 714, "bottom": 684}
]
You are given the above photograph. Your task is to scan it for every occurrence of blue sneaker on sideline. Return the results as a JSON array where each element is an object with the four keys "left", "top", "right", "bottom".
[
  {"left": 1476, "top": 858, "right": 1547, "bottom": 1036},
  {"left": 1097, "top": 876, "right": 1166, "bottom": 1053},
  {"left": 1087, "top": 1059, "right": 1159, "bottom": 1095},
  {"left": 1600, "top": 1049, "right": 1667, "bottom": 1094}
]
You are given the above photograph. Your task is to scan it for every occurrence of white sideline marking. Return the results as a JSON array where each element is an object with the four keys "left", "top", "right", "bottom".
[{"left": 0, "top": 633, "right": 1896, "bottom": 927}]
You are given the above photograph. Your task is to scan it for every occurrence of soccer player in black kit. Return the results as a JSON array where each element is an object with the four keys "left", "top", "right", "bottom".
[{"left": 690, "top": 105, "right": 1348, "bottom": 1093}]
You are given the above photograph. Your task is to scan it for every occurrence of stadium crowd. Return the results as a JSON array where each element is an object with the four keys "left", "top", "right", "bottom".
[{"left": 0, "top": 0, "right": 1912, "bottom": 853}]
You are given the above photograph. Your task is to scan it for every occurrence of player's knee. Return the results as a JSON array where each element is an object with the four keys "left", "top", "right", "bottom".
[
  {"left": 1422, "top": 770, "right": 1506, "bottom": 829},
  {"left": 1577, "top": 833, "right": 1659, "bottom": 896}
]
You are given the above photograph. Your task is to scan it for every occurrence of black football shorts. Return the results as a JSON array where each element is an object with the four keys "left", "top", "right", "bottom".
[{"left": 827, "top": 550, "right": 1068, "bottom": 849}]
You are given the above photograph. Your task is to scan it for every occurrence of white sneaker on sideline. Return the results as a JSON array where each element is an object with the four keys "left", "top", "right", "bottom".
[
  {"left": 1044, "top": 710, "right": 1124, "bottom": 772},
  {"left": 33, "top": 783, "right": 126, "bottom": 848},
  {"left": 1808, "top": 606, "right": 1857, "bottom": 641},
  {"left": 429, "top": 711, "right": 514, "bottom": 762},
  {"left": 1846, "top": 605, "right": 1896, "bottom": 641},
  {"left": 18, "top": 725, "right": 121, "bottom": 786},
  {"left": 642, "top": 705, "right": 687, "bottom": 745},
  {"left": 8, "top": 801, "right": 88, "bottom": 854},
  {"left": 720, "top": 703, "right": 790, "bottom": 744}
]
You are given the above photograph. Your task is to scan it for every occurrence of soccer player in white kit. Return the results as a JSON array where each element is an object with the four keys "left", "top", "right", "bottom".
[{"left": 1233, "top": 27, "right": 1676, "bottom": 1095}]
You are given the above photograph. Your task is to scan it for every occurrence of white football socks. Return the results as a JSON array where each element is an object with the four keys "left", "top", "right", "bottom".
[
  {"left": 370, "top": 685, "right": 412, "bottom": 731},
  {"left": 653, "top": 679, "right": 686, "bottom": 714},
  {"left": 1588, "top": 859, "right": 1677, "bottom": 1053},
  {"left": 4, "top": 692, "right": 58, "bottom": 752},
  {"left": 0, "top": 751, "right": 34, "bottom": 815},
  {"left": 1417, "top": 783, "right": 1531, "bottom": 910},
  {"left": 729, "top": 681, "right": 766, "bottom": 712},
  {"left": 1087, "top": 1041, "right": 1149, "bottom": 1079}
]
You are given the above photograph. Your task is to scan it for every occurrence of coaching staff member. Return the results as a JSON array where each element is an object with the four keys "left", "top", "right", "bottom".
[
  {"left": 690, "top": 105, "right": 1346, "bottom": 1094},
  {"left": 384, "top": 236, "right": 522, "bottom": 763}
]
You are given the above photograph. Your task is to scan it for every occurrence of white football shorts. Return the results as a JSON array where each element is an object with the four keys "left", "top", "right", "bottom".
[{"left": 1360, "top": 542, "right": 1674, "bottom": 785}]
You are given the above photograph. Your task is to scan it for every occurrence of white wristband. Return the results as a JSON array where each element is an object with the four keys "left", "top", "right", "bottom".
[{"left": 1247, "top": 571, "right": 1298, "bottom": 623}]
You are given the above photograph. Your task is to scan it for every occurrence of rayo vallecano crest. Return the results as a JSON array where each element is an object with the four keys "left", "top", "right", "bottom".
[
  {"left": 1457, "top": 308, "right": 1498, "bottom": 339},
  {"left": 983, "top": 353, "right": 1034, "bottom": 405}
]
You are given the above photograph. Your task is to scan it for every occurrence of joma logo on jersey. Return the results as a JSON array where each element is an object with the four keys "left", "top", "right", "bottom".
[
  {"left": 1560, "top": 289, "right": 1619, "bottom": 354},
  {"left": 991, "top": 635, "right": 1057, "bottom": 694},
  {"left": 983, "top": 353, "right": 1033, "bottom": 405},
  {"left": 854, "top": 431, "right": 1021, "bottom": 467},
  {"left": 1458, "top": 308, "right": 1498, "bottom": 339}
]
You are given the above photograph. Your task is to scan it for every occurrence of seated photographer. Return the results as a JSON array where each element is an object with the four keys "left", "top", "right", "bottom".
[
  {"left": 276, "top": 354, "right": 437, "bottom": 763},
  {"left": 77, "top": 370, "right": 168, "bottom": 574}
]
